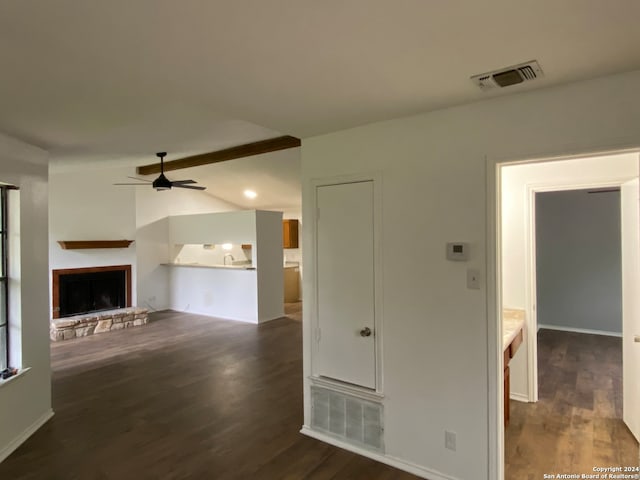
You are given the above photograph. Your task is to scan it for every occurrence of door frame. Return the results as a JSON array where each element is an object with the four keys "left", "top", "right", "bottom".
[
  {"left": 621, "top": 177, "right": 640, "bottom": 442},
  {"left": 524, "top": 179, "right": 627, "bottom": 403},
  {"left": 308, "top": 172, "right": 384, "bottom": 396},
  {"left": 486, "top": 147, "right": 640, "bottom": 480}
]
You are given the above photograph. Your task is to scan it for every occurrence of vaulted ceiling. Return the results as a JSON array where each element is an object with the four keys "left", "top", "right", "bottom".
[{"left": 3, "top": 1, "right": 640, "bottom": 207}]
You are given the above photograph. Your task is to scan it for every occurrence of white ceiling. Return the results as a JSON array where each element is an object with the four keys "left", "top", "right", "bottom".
[
  {"left": 161, "top": 148, "right": 302, "bottom": 210},
  {"left": 2, "top": 1, "right": 640, "bottom": 206}
]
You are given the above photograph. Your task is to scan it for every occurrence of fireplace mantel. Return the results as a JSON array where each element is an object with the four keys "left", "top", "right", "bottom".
[{"left": 57, "top": 240, "right": 134, "bottom": 250}]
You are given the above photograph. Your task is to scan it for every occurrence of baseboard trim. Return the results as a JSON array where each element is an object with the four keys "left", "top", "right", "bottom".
[
  {"left": 258, "top": 313, "right": 286, "bottom": 324},
  {"left": 537, "top": 324, "right": 622, "bottom": 338},
  {"left": 510, "top": 392, "right": 530, "bottom": 403},
  {"left": 0, "top": 409, "right": 54, "bottom": 464},
  {"left": 172, "top": 308, "right": 259, "bottom": 324},
  {"left": 300, "top": 426, "right": 461, "bottom": 480}
]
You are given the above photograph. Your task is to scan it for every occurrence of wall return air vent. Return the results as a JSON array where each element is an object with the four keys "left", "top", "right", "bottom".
[
  {"left": 471, "top": 60, "right": 544, "bottom": 91},
  {"left": 310, "top": 386, "right": 384, "bottom": 453}
]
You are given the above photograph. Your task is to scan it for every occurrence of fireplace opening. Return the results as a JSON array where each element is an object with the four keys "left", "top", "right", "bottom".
[{"left": 52, "top": 265, "right": 132, "bottom": 319}]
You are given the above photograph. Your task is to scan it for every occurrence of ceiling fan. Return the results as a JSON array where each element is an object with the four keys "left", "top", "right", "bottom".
[{"left": 115, "top": 152, "right": 206, "bottom": 191}]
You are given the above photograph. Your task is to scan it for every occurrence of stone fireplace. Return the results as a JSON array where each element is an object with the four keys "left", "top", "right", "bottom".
[{"left": 50, "top": 264, "right": 148, "bottom": 342}]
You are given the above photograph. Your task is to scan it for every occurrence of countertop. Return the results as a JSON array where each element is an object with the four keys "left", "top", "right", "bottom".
[
  {"left": 162, "top": 262, "right": 299, "bottom": 271},
  {"left": 503, "top": 308, "right": 525, "bottom": 351},
  {"left": 161, "top": 263, "right": 256, "bottom": 270}
]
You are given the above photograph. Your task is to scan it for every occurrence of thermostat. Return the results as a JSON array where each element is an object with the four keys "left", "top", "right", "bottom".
[{"left": 446, "top": 242, "right": 469, "bottom": 261}]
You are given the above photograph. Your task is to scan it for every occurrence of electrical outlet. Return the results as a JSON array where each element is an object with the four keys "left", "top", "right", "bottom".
[{"left": 445, "top": 430, "right": 456, "bottom": 451}]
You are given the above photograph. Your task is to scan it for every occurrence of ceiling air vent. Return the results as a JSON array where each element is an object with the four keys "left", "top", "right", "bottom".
[{"left": 471, "top": 60, "right": 544, "bottom": 91}]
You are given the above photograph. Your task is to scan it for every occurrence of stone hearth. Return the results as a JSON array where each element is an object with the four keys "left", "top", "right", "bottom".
[{"left": 50, "top": 307, "right": 149, "bottom": 342}]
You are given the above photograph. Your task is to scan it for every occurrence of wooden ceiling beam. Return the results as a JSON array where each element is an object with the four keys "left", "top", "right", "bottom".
[{"left": 136, "top": 135, "right": 301, "bottom": 175}]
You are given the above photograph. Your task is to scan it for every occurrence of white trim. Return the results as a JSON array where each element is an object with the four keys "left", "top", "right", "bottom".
[
  {"left": 487, "top": 141, "right": 640, "bottom": 167},
  {"left": 309, "top": 375, "right": 384, "bottom": 403},
  {"left": 0, "top": 367, "right": 31, "bottom": 390},
  {"left": 524, "top": 179, "right": 631, "bottom": 193},
  {"left": 309, "top": 172, "right": 384, "bottom": 394},
  {"left": 171, "top": 309, "right": 260, "bottom": 324},
  {"left": 485, "top": 155, "right": 503, "bottom": 480},
  {"left": 258, "top": 314, "right": 286, "bottom": 324},
  {"left": 0, "top": 409, "right": 54, "bottom": 463},
  {"left": 525, "top": 177, "right": 630, "bottom": 403},
  {"left": 538, "top": 324, "right": 622, "bottom": 338},
  {"left": 524, "top": 186, "right": 539, "bottom": 402},
  {"left": 300, "top": 426, "right": 461, "bottom": 480},
  {"left": 509, "top": 392, "right": 530, "bottom": 403}
]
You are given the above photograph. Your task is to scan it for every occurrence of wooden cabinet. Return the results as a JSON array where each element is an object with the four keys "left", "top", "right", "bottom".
[
  {"left": 283, "top": 219, "right": 299, "bottom": 249},
  {"left": 504, "top": 365, "right": 510, "bottom": 427},
  {"left": 284, "top": 267, "right": 300, "bottom": 302},
  {"left": 504, "top": 328, "right": 524, "bottom": 427}
]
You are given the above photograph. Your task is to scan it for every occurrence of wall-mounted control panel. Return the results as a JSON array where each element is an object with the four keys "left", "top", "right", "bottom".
[{"left": 446, "top": 242, "right": 469, "bottom": 261}]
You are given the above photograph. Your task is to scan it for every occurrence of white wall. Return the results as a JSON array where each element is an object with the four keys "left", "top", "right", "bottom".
[
  {"left": 172, "top": 244, "right": 251, "bottom": 266},
  {"left": 302, "top": 69, "right": 640, "bottom": 480},
  {"left": 0, "top": 132, "right": 52, "bottom": 462},
  {"left": 135, "top": 187, "right": 237, "bottom": 311},
  {"left": 48, "top": 165, "right": 138, "bottom": 313},
  {"left": 536, "top": 189, "right": 622, "bottom": 334},
  {"left": 165, "top": 210, "right": 283, "bottom": 322},
  {"left": 168, "top": 266, "right": 258, "bottom": 321},
  {"left": 501, "top": 154, "right": 638, "bottom": 398},
  {"left": 255, "top": 210, "right": 284, "bottom": 321},
  {"left": 168, "top": 210, "right": 256, "bottom": 245}
]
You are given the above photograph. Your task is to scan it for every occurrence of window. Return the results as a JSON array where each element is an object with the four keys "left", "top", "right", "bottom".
[{"left": 0, "top": 186, "right": 8, "bottom": 371}]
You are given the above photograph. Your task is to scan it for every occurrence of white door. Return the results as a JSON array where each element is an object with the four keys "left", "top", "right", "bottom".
[
  {"left": 316, "top": 181, "right": 376, "bottom": 389},
  {"left": 621, "top": 177, "right": 640, "bottom": 442}
]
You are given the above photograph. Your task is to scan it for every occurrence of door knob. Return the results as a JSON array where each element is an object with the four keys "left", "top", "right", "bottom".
[
  {"left": 360, "top": 327, "right": 372, "bottom": 337},
  {"left": 634, "top": 335, "right": 640, "bottom": 343}
]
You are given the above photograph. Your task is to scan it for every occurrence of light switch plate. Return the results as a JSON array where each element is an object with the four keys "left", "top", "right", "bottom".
[
  {"left": 445, "top": 430, "right": 457, "bottom": 451},
  {"left": 467, "top": 268, "right": 480, "bottom": 289}
]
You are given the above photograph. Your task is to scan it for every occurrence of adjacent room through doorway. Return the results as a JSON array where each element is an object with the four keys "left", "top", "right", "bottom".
[{"left": 498, "top": 151, "right": 640, "bottom": 475}]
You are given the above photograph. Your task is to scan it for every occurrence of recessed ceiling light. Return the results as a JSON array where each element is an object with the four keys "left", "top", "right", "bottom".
[{"left": 244, "top": 190, "right": 257, "bottom": 199}]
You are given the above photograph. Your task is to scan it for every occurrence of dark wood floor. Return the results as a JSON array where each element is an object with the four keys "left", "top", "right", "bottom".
[
  {"left": 0, "top": 304, "right": 420, "bottom": 480},
  {"left": 506, "top": 329, "right": 639, "bottom": 478}
]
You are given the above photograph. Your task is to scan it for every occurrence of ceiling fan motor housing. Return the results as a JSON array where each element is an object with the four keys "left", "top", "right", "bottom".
[{"left": 153, "top": 173, "right": 172, "bottom": 190}]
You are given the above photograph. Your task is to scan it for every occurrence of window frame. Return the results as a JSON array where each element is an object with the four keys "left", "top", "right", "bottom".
[{"left": 0, "top": 186, "right": 8, "bottom": 370}]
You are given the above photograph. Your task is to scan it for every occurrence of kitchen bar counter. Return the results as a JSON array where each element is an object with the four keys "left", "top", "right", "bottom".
[
  {"left": 161, "top": 262, "right": 255, "bottom": 270},
  {"left": 503, "top": 308, "right": 525, "bottom": 350},
  {"left": 163, "top": 263, "right": 259, "bottom": 322}
]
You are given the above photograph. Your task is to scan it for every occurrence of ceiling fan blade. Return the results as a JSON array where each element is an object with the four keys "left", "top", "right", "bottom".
[
  {"left": 127, "top": 176, "right": 152, "bottom": 182},
  {"left": 119, "top": 152, "right": 206, "bottom": 191},
  {"left": 173, "top": 183, "right": 206, "bottom": 190}
]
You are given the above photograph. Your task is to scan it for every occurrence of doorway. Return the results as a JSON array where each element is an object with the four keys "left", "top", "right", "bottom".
[{"left": 496, "top": 151, "right": 640, "bottom": 476}]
